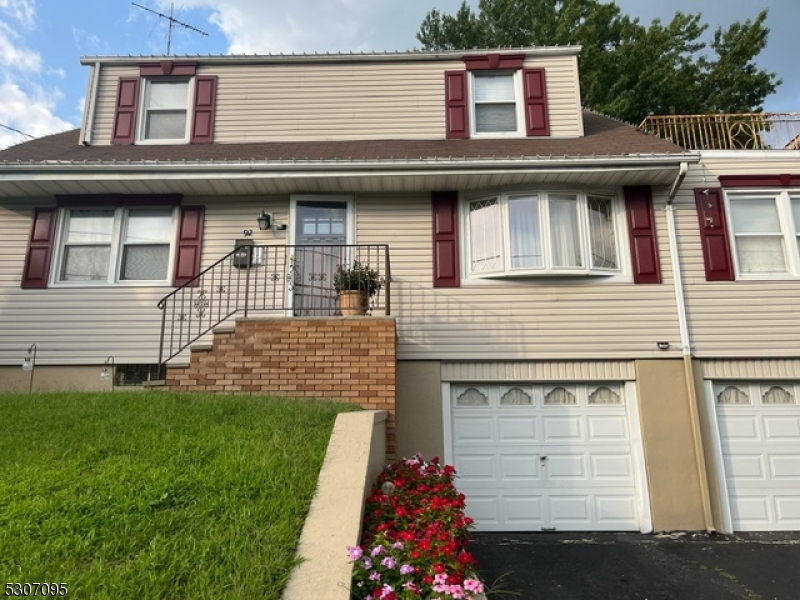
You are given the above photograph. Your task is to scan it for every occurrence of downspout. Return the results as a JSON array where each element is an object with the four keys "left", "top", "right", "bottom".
[
  {"left": 666, "top": 161, "right": 715, "bottom": 532},
  {"left": 80, "top": 61, "right": 100, "bottom": 146}
]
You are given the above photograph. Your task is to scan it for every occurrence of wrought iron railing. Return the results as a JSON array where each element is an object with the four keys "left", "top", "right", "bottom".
[
  {"left": 638, "top": 113, "right": 800, "bottom": 150},
  {"left": 157, "top": 244, "right": 391, "bottom": 366}
]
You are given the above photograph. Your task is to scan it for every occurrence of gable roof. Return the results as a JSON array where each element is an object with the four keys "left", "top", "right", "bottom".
[
  {"left": 0, "top": 111, "right": 684, "bottom": 164},
  {"left": 0, "top": 111, "right": 696, "bottom": 197}
]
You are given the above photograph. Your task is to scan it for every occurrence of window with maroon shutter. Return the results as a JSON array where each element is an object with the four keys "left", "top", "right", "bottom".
[
  {"left": 444, "top": 71, "right": 469, "bottom": 139},
  {"left": 21, "top": 208, "right": 57, "bottom": 289},
  {"left": 624, "top": 186, "right": 662, "bottom": 284},
  {"left": 173, "top": 206, "right": 205, "bottom": 287},
  {"left": 694, "top": 188, "right": 734, "bottom": 281},
  {"left": 191, "top": 75, "right": 217, "bottom": 144},
  {"left": 432, "top": 192, "right": 460, "bottom": 287},
  {"left": 522, "top": 68, "right": 550, "bottom": 137},
  {"left": 111, "top": 78, "right": 140, "bottom": 145}
]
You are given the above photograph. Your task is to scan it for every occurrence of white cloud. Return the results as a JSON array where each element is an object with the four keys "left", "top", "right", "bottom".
[
  {"left": 0, "top": 0, "right": 35, "bottom": 29},
  {"left": 0, "top": 81, "right": 73, "bottom": 149},
  {"left": 0, "top": 22, "right": 40, "bottom": 71},
  {"left": 0, "top": 1, "right": 76, "bottom": 149},
  {"left": 159, "top": 0, "right": 389, "bottom": 54}
]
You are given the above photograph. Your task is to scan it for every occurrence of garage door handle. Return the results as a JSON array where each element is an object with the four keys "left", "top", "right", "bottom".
[{"left": 540, "top": 455, "right": 547, "bottom": 463}]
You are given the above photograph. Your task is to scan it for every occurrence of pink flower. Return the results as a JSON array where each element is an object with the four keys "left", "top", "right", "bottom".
[
  {"left": 381, "top": 556, "right": 396, "bottom": 569},
  {"left": 370, "top": 544, "right": 385, "bottom": 557},
  {"left": 348, "top": 545, "right": 363, "bottom": 560},
  {"left": 399, "top": 564, "right": 414, "bottom": 575},
  {"left": 464, "top": 579, "right": 484, "bottom": 594}
]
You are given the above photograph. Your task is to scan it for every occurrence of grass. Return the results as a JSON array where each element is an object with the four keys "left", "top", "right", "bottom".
[{"left": 0, "top": 391, "right": 361, "bottom": 599}]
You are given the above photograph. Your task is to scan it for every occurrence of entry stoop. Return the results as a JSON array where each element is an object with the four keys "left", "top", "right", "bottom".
[{"left": 163, "top": 316, "right": 397, "bottom": 456}]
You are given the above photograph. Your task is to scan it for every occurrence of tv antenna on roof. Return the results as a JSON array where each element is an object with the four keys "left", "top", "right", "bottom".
[{"left": 131, "top": 2, "right": 208, "bottom": 55}]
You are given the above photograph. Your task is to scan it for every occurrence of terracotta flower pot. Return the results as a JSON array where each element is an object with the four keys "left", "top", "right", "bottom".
[{"left": 339, "top": 290, "right": 368, "bottom": 316}]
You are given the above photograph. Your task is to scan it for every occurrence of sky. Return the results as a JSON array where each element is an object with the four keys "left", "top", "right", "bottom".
[{"left": 0, "top": 0, "right": 798, "bottom": 149}]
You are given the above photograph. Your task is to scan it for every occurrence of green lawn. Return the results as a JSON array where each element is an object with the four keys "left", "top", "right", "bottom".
[{"left": 0, "top": 392, "right": 360, "bottom": 599}]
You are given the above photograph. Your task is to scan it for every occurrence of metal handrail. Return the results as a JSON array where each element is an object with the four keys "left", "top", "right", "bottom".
[
  {"left": 157, "top": 244, "right": 391, "bottom": 369},
  {"left": 638, "top": 113, "right": 800, "bottom": 150}
]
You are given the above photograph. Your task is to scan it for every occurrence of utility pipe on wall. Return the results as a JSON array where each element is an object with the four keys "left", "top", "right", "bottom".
[{"left": 666, "top": 161, "right": 715, "bottom": 532}]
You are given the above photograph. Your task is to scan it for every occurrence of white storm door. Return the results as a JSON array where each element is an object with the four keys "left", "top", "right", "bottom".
[
  {"left": 450, "top": 383, "right": 643, "bottom": 532},
  {"left": 713, "top": 382, "right": 800, "bottom": 531},
  {"left": 289, "top": 196, "right": 353, "bottom": 316}
]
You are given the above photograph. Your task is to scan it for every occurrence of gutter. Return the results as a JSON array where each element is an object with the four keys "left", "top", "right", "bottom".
[
  {"left": 666, "top": 161, "right": 716, "bottom": 533},
  {"left": 0, "top": 153, "right": 700, "bottom": 176}
]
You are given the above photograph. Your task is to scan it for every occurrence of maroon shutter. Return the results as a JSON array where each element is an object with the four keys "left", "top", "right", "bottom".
[
  {"left": 191, "top": 75, "right": 217, "bottom": 144},
  {"left": 444, "top": 71, "right": 469, "bottom": 139},
  {"left": 111, "top": 77, "right": 140, "bottom": 145},
  {"left": 21, "top": 208, "right": 57, "bottom": 289},
  {"left": 173, "top": 205, "right": 205, "bottom": 287},
  {"left": 694, "top": 188, "right": 734, "bottom": 281},
  {"left": 432, "top": 192, "right": 460, "bottom": 288},
  {"left": 624, "top": 186, "right": 661, "bottom": 284},
  {"left": 522, "top": 68, "right": 550, "bottom": 137}
]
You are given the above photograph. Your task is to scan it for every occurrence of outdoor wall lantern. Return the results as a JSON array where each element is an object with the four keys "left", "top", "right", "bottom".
[
  {"left": 100, "top": 356, "right": 115, "bottom": 391},
  {"left": 21, "top": 343, "right": 36, "bottom": 393},
  {"left": 257, "top": 211, "right": 272, "bottom": 231}
]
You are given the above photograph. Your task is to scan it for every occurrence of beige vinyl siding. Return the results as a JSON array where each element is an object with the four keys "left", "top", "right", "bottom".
[
  {"left": 441, "top": 360, "right": 635, "bottom": 381},
  {"left": 676, "top": 153, "right": 800, "bottom": 357},
  {"left": 91, "top": 65, "right": 138, "bottom": 145},
  {"left": 0, "top": 196, "right": 291, "bottom": 366},
  {"left": 2, "top": 185, "right": 676, "bottom": 366},
  {"left": 702, "top": 358, "right": 800, "bottom": 380},
  {"left": 0, "top": 200, "right": 168, "bottom": 365},
  {"left": 89, "top": 55, "right": 582, "bottom": 145},
  {"left": 356, "top": 190, "right": 681, "bottom": 361}
]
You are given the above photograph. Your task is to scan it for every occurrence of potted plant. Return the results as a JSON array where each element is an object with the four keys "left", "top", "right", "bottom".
[{"left": 334, "top": 260, "right": 382, "bottom": 316}]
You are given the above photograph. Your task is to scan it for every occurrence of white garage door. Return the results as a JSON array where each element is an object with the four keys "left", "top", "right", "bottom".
[
  {"left": 449, "top": 383, "right": 648, "bottom": 532},
  {"left": 713, "top": 382, "right": 800, "bottom": 531}
]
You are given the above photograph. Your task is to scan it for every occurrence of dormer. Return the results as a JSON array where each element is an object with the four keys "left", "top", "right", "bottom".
[{"left": 78, "top": 47, "right": 584, "bottom": 147}]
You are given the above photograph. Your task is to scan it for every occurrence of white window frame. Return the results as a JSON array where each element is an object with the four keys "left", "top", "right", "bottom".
[
  {"left": 51, "top": 207, "right": 178, "bottom": 287},
  {"left": 137, "top": 77, "right": 193, "bottom": 144},
  {"left": 468, "top": 70, "right": 525, "bottom": 138},
  {"left": 724, "top": 189, "right": 800, "bottom": 280},
  {"left": 460, "top": 189, "right": 629, "bottom": 281}
]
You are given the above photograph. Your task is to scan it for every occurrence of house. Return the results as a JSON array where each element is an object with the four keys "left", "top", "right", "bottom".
[{"left": 0, "top": 46, "right": 798, "bottom": 535}]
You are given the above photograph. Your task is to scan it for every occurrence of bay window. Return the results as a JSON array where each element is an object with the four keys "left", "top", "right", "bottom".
[
  {"left": 55, "top": 207, "right": 176, "bottom": 284},
  {"left": 726, "top": 191, "right": 800, "bottom": 277},
  {"left": 464, "top": 191, "right": 622, "bottom": 278}
]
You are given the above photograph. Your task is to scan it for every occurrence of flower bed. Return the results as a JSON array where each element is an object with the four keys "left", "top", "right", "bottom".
[{"left": 348, "top": 454, "right": 484, "bottom": 599}]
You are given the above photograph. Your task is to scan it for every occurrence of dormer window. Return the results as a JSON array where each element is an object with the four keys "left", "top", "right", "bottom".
[
  {"left": 472, "top": 72, "right": 521, "bottom": 135},
  {"left": 111, "top": 61, "right": 217, "bottom": 145},
  {"left": 140, "top": 79, "right": 191, "bottom": 142},
  {"left": 444, "top": 53, "right": 550, "bottom": 140}
]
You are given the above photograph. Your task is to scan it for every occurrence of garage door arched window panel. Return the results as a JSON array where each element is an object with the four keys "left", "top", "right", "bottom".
[
  {"left": 455, "top": 387, "right": 490, "bottom": 407},
  {"left": 761, "top": 385, "right": 795, "bottom": 405},
  {"left": 500, "top": 387, "right": 533, "bottom": 406},
  {"left": 716, "top": 385, "right": 751, "bottom": 405},
  {"left": 588, "top": 385, "right": 622, "bottom": 405},
  {"left": 544, "top": 386, "right": 577, "bottom": 406}
]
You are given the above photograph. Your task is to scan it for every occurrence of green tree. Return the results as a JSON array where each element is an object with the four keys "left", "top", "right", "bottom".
[{"left": 417, "top": 0, "right": 780, "bottom": 124}]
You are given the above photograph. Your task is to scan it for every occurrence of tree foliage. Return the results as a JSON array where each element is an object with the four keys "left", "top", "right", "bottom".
[{"left": 417, "top": 0, "right": 780, "bottom": 124}]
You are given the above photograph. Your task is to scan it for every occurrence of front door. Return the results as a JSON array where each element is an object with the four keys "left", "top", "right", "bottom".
[{"left": 291, "top": 197, "right": 351, "bottom": 315}]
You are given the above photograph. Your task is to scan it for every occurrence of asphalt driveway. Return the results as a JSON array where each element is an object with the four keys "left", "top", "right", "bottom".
[{"left": 470, "top": 531, "right": 800, "bottom": 600}]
